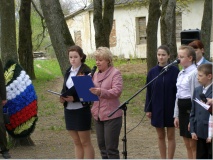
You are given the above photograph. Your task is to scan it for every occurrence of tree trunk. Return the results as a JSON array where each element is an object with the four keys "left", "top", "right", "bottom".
[
  {"left": 0, "top": 0, "right": 18, "bottom": 66},
  {"left": 160, "top": 0, "right": 177, "bottom": 61},
  {"left": 93, "top": 0, "right": 114, "bottom": 48},
  {"left": 146, "top": 0, "right": 161, "bottom": 71},
  {"left": 14, "top": 0, "right": 36, "bottom": 146},
  {"left": 9, "top": 135, "right": 35, "bottom": 147},
  {"left": 40, "top": 0, "right": 75, "bottom": 75},
  {"left": 18, "top": 0, "right": 36, "bottom": 80},
  {"left": 201, "top": 0, "right": 212, "bottom": 60}
]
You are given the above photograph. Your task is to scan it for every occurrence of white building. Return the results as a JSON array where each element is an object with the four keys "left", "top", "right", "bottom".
[{"left": 65, "top": 0, "right": 213, "bottom": 59}]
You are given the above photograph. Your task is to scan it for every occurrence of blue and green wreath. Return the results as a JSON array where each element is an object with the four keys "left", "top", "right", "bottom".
[{"left": 3, "top": 60, "right": 38, "bottom": 138}]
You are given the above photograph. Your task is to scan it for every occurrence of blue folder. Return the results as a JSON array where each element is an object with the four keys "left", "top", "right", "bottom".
[{"left": 71, "top": 76, "right": 99, "bottom": 102}]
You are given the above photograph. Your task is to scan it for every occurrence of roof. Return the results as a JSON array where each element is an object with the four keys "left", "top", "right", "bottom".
[
  {"left": 65, "top": 6, "right": 87, "bottom": 20},
  {"left": 65, "top": 0, "right": 145, "bottom": 20},
  {"left": 86, "top": 0, "right": 144, "bottom": 10}
]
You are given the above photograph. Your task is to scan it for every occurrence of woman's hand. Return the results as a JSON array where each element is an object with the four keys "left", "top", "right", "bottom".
[
  {"left": 89, "top": 87, "right": 101, "bottom": 96},
  {"left": 174, "top": 117, "right": 179, "bottom": 128},
  {"left": 191, "top": 133, "right": 198, "bottom": 140},
  {"left": 206, "top": 137, "right": 212, "bottom": 143},
  {"left": 146, "top": 112, "right": 152, "bottom": 119},
  {"left": 59, "top": 96, "right": 65, "bottom": 103},
  {"left": 60, "top": 96, "right": 74, "bottom": 102}
]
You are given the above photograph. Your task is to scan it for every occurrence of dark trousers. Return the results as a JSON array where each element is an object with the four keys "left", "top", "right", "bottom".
[
  {"left": 0, "top": 103, "right": 8, "bottom": 151},
  {"left": 196, "top": 138, "right": 212, "bottom": 159},
  {"left": 95, "top": 117, "right": 122, "bottom": 159}
]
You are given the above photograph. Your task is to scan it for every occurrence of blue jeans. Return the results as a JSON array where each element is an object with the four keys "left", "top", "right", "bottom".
[{"left": 95, "top": 117, "right": 122, "bottom": 159}]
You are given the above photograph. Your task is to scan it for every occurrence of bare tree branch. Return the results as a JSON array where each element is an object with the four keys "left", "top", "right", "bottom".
[{"left": 32, "top": 0, "right": 46, "bottom": 51}]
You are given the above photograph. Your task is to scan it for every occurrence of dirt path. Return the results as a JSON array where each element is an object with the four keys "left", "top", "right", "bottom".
[{"left": 8, "top": 116, "right": 187, "bottom": 159}]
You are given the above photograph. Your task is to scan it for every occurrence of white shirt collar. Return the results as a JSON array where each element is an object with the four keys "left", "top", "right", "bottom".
[
  {"left": 197, "top": 57, "right": 204, "bottom": 66},
  {"left": 70, "top": 65, "right": 81, "bottom": 72},
  {"left": 203, "top": 83, "right": 212, "bottom": 94}
]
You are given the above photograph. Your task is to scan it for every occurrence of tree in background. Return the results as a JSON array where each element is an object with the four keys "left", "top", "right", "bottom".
[
  {"left": 0, "top": 0, "right": 36, "bottom": 146},
  {"left": 160, "top": 0, "right": 177, "bottom": 61},
  {"left": 146, "top": 0, "right": 177, "bottom": 71},
  {"left": 201, "top": 0, "right": 212, "bottom": 60},
  {"left": 30, "top": 0, "right": 79, "bottom": 58},
  {"left": 40, "top": 0, "right": 75, "bottom": 75},
  {"left": 0, "top": 0, "right": 18, "bottom": 66},
  {"left": 93, "top": 0, "right": 115, "bottom": 48},
  {"left": 31, "top": 0, "right": 49, "bottom": 53},
  {"left": 18, "top": 0, "right": 35, "bottom": 79},
  {"left": 146, "top": 0, "right": 161, "bottom": 71}
]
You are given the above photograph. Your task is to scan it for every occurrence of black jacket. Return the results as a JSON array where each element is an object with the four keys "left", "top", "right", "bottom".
[{"left": 61, "top": 64, "right": 91, "bottom": 107}]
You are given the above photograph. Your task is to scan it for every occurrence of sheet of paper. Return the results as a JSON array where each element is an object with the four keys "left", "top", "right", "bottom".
[{"left": 194, "top": 98, "right": 210, "bottom": 110}]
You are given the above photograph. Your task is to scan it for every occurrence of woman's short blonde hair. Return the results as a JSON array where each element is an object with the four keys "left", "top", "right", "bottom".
[{"left": 94, "top": 47, "right": 113, "bottom": 66}]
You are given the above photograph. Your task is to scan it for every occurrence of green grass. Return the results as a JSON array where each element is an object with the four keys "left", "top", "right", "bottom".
[
  {"left": 34, "top": 59, "right": 62, "bottom": 81},
  {"left": 85, "top": 58, "right": 144, "bottom": 68},
  {"left": 121, "top": 74, "right": 147, "bottom": 115}
]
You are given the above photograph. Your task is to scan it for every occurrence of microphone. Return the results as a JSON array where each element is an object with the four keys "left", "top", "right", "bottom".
[
  {"left": 163, "top": 59, "right": 180, "bottom": 70},
  {"left": 90, "top": 66, "right": 97, "bottom": 77},
  {"left": 199, "top": 93, "right": 207, "bottom": 103}
]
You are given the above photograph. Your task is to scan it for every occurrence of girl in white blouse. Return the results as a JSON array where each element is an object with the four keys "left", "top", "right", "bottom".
[{"left": 174, "top": 45, "right": 197, "bottom": 159}]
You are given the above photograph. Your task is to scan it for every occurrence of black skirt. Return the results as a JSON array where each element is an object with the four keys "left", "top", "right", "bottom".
[
  {"left": 64, "top": 106, "right": 91, "bottom": 131},
  {"left": 178, "top": 98, "right": 192, "bottom": 138}
]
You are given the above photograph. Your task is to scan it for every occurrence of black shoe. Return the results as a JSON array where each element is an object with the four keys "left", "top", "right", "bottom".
[{"left": 1, "top": 151, "right": 11, "bottom": 159}]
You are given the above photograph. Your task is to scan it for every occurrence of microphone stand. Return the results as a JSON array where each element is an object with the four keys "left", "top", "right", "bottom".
[{"left": 108, "top": 68, "right": 169, "bottom": 159}]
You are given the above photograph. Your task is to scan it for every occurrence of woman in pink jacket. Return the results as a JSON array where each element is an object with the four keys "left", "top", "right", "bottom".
[{"left": 90, "top": 47, "right": 123, "bottom": 159}]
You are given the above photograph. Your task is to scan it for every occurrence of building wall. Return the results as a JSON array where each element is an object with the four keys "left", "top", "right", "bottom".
[
  {"left": 67, "top": 0, "right": 213, "bottom": 59},
  {"left": 66, "top": 11, "right": 92, "bottom": 53},
  {"left": 89, "top": 6, "right": 148, "bottom": 58},
  {"left": 111, "top": 6, "right": 148, "bottom": 58}
]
